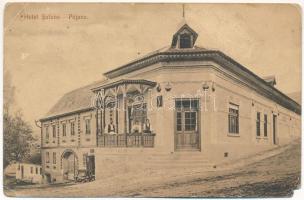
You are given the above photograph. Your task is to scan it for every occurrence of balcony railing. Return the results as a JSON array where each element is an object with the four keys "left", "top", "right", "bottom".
[{"left": 97, "top": 133, "right": 155, "bottom": 148}]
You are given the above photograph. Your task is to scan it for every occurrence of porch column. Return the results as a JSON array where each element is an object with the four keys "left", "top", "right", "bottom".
[
  {"left": 123, "top": 84, "right": 128, "bottom": 134},
  {"left": 103, "top": 98, "right": 106, "bottom": 133},
  {"left": 101, "top": 92, "right": 105, "bottom": 134},
  {"left": 100, "top": 109, "right": 103, "bottom": 134},
  {"left": 95, "top": 95, "right": 100, "bottom": 136},
  {"left": 123, "top": 84, "right": 128, "bottom": 146},
  {"left": 115, "top": 87, "right": 119, "bottom": 134},
  {"left": 96, "top": 108, "right": 99, "bottom": 146},
  {"left": 98, "top": 89, "right": 104, "bottom": 135},
  {"left": 140, "top": 84, "right": 144, "bottom": 132}
]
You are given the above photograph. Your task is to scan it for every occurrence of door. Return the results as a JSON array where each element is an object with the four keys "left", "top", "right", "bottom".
[
  {"left": 67, "top": 154, "right": 76, "bottom": 180},
  {"left": 128, "top": 103, "right": 147, "bottom": 134},
  {"left": 175, "top": 98, "right": 200, "bottom": 150},
  {"left": 273, "top": 115, "right": 277, "bottom": 144},
  {"left": 62, "top": 152, "right": 78, "bottom": 181},
  {"left": 86, "top": 155, "right": 95, "bottom": 176}
]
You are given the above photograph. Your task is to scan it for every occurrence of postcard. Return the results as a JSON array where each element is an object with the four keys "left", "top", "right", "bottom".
[{"left": 3, "top": 3, "right": 301, "bottom": 198}]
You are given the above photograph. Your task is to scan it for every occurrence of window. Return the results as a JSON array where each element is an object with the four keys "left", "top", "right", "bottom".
[
  {"left": 264, "top": 114, "right": 268, "bottom": 137},
  {"left": 62, "top": 123, "right": 66, "bottom": 137},
  {"left": 53, "top": 152, "right": 56, "bottom": 164},
  {"left": 157, "top": 96, "right": 163, "bottom": 107},
  {"left": 176, "top": 112, "right": 182, "bottom": 131},
  {"left": 70, "top": 122, "right": 75, "bottom": 136},
  {"left": 46, "top": 152, "right": 50, "bottom": 163},
  {"left": 180, "top": 34, "right": 192, "bottom": 48},
  {"left": 85, "top": 119, "right": 91, "bottom": 134},
  {"left": 40, "top": 168, "right": 42, "bottom": 175},
  {"left": 30, "top": 167, "right": 33, "bottom": 174},
  {"left": 175, "top": 99, "right": 199, "bottom": 132},
  {"left": 52, "top": 125, "right": 56, "bottom": 138},
  {"left": 185, "top": 112, "right": 197, "bottom": 131},
  {"left": 228, "top": 103, "right": 239, "bottom": 134},
  {"left": 256, "top": 112, "right": 261, "bottom": 136},
  {"left": 175, "top": 99, "right": 199, "bottom": 109},
  {"left": 35, "top": 167, "right": 38, "bottom": 174},
  {"left": 45, "top": 126, "right": 49, "bottom": 140}
]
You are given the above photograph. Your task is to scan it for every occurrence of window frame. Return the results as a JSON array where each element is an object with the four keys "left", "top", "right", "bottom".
[
  {"left": 256, "top": 112, "right": 261, "bottom": 137},
  {"left": 175, "top": 98, "right": 199, "bottom": 133},
  {"left": 85, "top": 119, "right": 91, "bottom": 134},
  {"left": 46, "top": 152, "right": 50, "bottom": 163},
  {"left": 264, "top": 114, "right": 268, "bottom": 137},
  {"left": 228, "top": 103, "right": 239, "bottom": 135},
  {"left": 62, "top": 123, "right": 66, "bottom": 137},
  {"left": 52, "top": 125, "right": 56, "bottom": 138},
  {"left": 70, "top": 121, "right": 75, "bottom": 136},
  {"left": 176, "top": 111, "right": 182, "bottom": 132},
  {"left": 179, "top": 33, "right": 192, "bottom": 48},
  {"left": 45, "top": 126, "right": 49, "bottom": 140},
  {"left": 53, "top": 152, "right": 56, "bottom": 164},
  {"left": 184, "top": 111, "right": 197, "bottom": 132}
]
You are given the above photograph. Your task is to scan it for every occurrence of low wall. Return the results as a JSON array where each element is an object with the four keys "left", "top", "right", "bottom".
[{"left": 94, "top": 148, "right": 165, "bottom": 180}]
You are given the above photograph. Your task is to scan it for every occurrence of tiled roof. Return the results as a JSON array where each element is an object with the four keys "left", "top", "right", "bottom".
[
  {"left": 42, "top": 79, "right": 108, "bottom": 120},
  {"left": 103, "top": 45, "right": 209, "bottom": 78}
]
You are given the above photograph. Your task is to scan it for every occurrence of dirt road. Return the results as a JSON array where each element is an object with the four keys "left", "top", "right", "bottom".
[{"left": 4, "top": 141, "right": 300, "bottom": 198}]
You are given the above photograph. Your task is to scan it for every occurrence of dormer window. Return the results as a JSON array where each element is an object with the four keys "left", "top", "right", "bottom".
[
  {"left": 180, "top": 34, "right": 191, "bottom": 48},
  {"left": 171, "top": 23, "right": 198, "bottom": 49}
]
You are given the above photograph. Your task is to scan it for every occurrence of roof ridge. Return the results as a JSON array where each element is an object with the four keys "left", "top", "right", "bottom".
[
  {"left": 103, "top": 46, "right": 171, "bottom": 76},
  {"left": 43, "top": 78, "right": 107, "bottom": 118},
  {"left": 103, "top": 45, "right": 211, "bottom": 77}
]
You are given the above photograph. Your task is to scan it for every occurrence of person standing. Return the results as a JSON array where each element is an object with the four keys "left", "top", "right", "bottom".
[
  {"left": 143, "top": 119, "right": 152, "bottom": 134},
  {"left": 107, "top": 119, "right": 116, "bottom": 134}
]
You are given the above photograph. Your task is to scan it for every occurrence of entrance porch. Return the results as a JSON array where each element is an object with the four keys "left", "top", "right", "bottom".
[{"left": 92, "top": 79, "right": 157, "bottom": 148}]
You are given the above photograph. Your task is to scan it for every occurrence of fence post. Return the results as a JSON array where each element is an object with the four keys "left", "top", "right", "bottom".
[
  {"left": 141, "top": 134, "right": 144, "bottom": 147},
  {"left": 125, "top": 134, "right": 128, "bottom": 147}
]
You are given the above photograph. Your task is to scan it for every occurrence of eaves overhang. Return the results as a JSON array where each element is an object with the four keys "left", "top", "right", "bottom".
[
  {"left": 91, "top": 79, "right": 157, "bottom": 92},
  {"left": 40, "top": 107, "right": 94, "bottom": 123},
  {"left": 104, "top": 50, "right": 301, "bottom": 115}
]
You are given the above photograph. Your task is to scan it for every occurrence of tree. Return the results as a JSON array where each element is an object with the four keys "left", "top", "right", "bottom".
[
  {"left": 3, "top": 71, "right": 34, "bottom": 168},
  {"left": 4, "top": 112, "right": 34, "bottom": 168},
  {"left": 27, "top": 152, "right": 42, "bottom": 165}
]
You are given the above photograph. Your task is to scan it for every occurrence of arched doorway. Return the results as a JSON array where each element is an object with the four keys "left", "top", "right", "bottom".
[{"left": 61, "top": 149, "right": 78, "bottom": 181}]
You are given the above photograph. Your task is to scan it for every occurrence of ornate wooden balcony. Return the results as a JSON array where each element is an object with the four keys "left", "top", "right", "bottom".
[{"left": 97, "top": 133, "right": 155, "bottom": 148}]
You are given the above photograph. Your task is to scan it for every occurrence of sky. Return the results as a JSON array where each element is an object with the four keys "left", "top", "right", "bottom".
[{"left": 4, "top": 3, "right": 301, "bottom": 136}]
